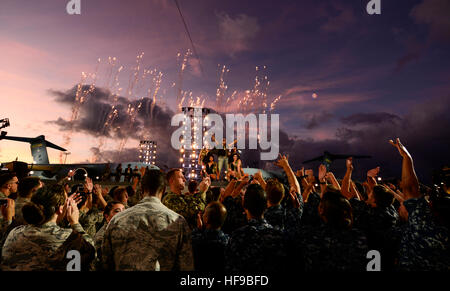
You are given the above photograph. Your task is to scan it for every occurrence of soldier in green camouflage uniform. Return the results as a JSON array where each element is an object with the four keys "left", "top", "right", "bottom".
[
  {"left": 101, "top": 170, "right": 194, "bottom": 271},
  {"left": 162, "top": 169, "right": 210, "bottom": 230}
]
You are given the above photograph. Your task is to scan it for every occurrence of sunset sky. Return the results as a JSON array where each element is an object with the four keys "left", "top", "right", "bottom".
[{"left": 1, "top": 0, "right": 449, "bottom": 182}]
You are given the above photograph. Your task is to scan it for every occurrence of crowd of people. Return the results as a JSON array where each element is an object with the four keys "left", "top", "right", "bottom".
[{"left": 0, "top": 138, "right": 448, "bottom": 271}]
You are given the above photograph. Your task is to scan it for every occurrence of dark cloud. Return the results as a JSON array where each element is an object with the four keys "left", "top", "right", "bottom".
[
  {"left": 340, "top": 112, "right": 402, "bottom": 126},
  {"left": 305, "top": 111, "right": 334, "bottom": 129},
  {"left": 410, "top": 0, "right": 450, "bottom": 43},
  {"left": 396, "top": 0, "right": 450, "bottom": 70},
  {"left": 48, "top": 85, "right": 179, "bottom": 166},
  {"left": 278, "top": 95, "right": 450, "bottom": 184}
]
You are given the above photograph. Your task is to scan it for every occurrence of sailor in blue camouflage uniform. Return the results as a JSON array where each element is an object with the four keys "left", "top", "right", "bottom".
[
  {"left": 192, "top": 201, "right": 229, "bottom": 271},
  {"left": 225, "top": 184, "right": 287, "bottom": 272},
  {"left": 264, "top": 180, "right": 303, "bottom": 232},
  {"left": 293, "top": 189, "right": 369, "bottom": 271},
  {"left": 221, "top": 193, "right": 247, "bottom": 235},
  {"left": 300, "top": 191, "right": 322, "bottom": 227},
  {"left": 350, "top": 185, "right": 402, "bottom": 270},
  {"left": 396, "top": 195, "right": 450, "bottom": 271}
]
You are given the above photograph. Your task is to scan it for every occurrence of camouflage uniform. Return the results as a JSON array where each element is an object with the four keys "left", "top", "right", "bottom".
[
  {"left": 93, "top": 223, "right": 107, "bottom": 270},
  {"left": 350, "top": 199, "right": 402, "bottom": 270},
  {"left": 94, "top": 223, "right": 107, "bottom": 254},
  {"left": 79, "top": 207, "right": 104, "bottom": 238},
  {"left": 0, "top": 222, "right": 94, "bottom": 271},
  {"left": 0, "top": 192, "right": 12, "bottom": 239},
  {"left": 191, "top": 228, "right": 229, "bottom": 271},
  {"left": 101, "top": 196, "right": 194, "bottom": 271},
  {"left": 293, "top": 223, "right": 369, "bottom": 271},
  {"left": 264, "top": 193, "right": 304, "bottom": 233},
  {"left": 13, "top": 197, "right": 30, "bottom": 226},
  {"left": 300, "top": 191, "right": 322, "bottom": 227},
  {"left": 221, "top": 195, "right": 247, "bottom": 235},
  {"left": 225, "top": 218, "right": 287, "bottom": 272},
  {"left": 162, "top": 192, "right": 206, "bottom": 230},
  {"left": 397, "top": 197, "right": 450, "bottom": 271}
]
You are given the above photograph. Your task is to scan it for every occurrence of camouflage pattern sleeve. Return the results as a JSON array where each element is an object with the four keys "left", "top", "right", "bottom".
[
  {"left": 100, "top": 223, "right": 115, "bottom": 271},
  {"left": 173, "top": 217, "right": 195, "bottom": 271}
]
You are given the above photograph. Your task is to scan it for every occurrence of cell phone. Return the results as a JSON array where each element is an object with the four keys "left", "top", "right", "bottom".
[{"left": 0, "top": 199, "right": 8, "bottom": 206}]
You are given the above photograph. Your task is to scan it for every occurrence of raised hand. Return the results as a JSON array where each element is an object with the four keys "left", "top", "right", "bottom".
[
  {"left": 367, "top": 167, "right": 380, "bottom": 178},
  {"left": 198, "top": 176, "right": 212, "bottom": 193},
  {"left": 389, "top": 138, "right": 411, "bottom": 158},
  {"left": 253, "top": 170, "right": 263, "bottom": 181},
  {"left": 93, "top": 184, "right": 102, "bottom": 197},
  {"left": 84, "top": 177, "right": 94, "bottom": 193},
  {"left": 66, "top": 198, "right": 80, "bottom": 225},
  {"left": 274, "top": 153, "right": 290, "bottom": 169},
  {"left": 318, "top": 164, "right": 327, "bottom": 182},
  {"left": 346, "top": 157, "right": 353, "bottom": 171}
]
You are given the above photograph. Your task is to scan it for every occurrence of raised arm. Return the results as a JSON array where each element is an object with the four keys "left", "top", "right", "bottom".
[
  {"left": 220, "top": 179, "right": 237, "bottom": 202},
  {"left": 253, "top": 170, "right": 267, "bottom": 190},
  {"left": 274, "top": 154, "right": 301, "bottom": 194},
  {"left": 389, "top": 138, "right": 420, "bottom": 199},
  {"left": 326, "top": 171, "right": 341, "bottom": 191},
  {"left": 231, "top": 175, "right": 250, "bottom": 198},
  {"left": 318, "top": 164, "right": 328, "bottom": 198},
  {"left": 341, "top": 157, "right": 353, "bottom": 199}
]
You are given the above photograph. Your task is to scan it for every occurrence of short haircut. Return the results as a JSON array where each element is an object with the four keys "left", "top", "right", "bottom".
[
  {"left": 0, "top": 173, "right": 16, "bottom": 188},
  {"left": 204, "top": 201, "right": 227, "bottom": 229},
  {"left": 265, "top": 179, "right": 285, "bottom": 205},
  {"left": 18, "top": 177, "right": 41, "bottom": 198},
  {"left": 243, "top": 183, "right": 267, "bottom": 217},
  {"left": 141, "top": 169, "right": 166, "bottom": 196},
  {"left": 166, "top": 168, "right": 182, "bottom": 182},
  {"left": 320, "top": 189, "right": 353, "bottom": 229},
  {"left": 373, "top": 185, "right": 394, "bottom": 208},
  {"left": 206, "top": 187, "right": 221, "bottom": 205},
  {"left": 188, "top": 179, "right": 198, "bottom": 194}
]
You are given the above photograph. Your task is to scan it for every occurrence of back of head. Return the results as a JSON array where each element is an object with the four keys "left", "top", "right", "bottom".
[
  {"left": 204, "top": 201, "right": 227, "bottom": 229},
  {"left": 206, "top": 187, "right": 221, "bottom": 205},
  {"left": 0, "top": 173, "right": 15, "bottom": 189},
  {"left": 320, "top": 189, "right": 353, "bottom": 229},
  {"left": 108, "top": 185, "right": 119, "bottom": 198},
  {"left": 22, "top": 184, "right": 66, "bottom": 226},
  {"left": 18, "top": 177, "right": 41, "bottom": 198},
  {"left": 265, "top": 179, "right": 285, "bottom": 205},
  {"left": 373, "top": 185, "right": 394, "bottom": 208},
  {"left": 243, "top": 183, "right": 267, "bottom": 218},
  {"left": 141, "top": 169, "right": 166, "bottom": 196},
  {"left": 125, "top": 185, "right": 135, "bottom": 197}
]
